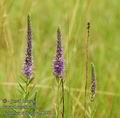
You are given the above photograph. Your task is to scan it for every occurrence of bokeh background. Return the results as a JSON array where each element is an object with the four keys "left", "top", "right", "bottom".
[{"left": 0, "top": 0, "right": 120, "bottom": 117}]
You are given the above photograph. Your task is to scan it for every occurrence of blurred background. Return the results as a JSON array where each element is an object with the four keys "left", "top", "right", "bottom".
[{"left": 0, "top": 0, "right": 120, "bottom": 117}]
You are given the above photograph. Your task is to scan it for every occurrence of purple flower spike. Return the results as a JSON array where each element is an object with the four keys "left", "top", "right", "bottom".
[
  {"left": 90, "top": 63, "right": 96, "bottom": 101},
  {"left": 23, "top": 15, "right": 33, "bottom": 79},
  {"left": 53, "top": 27, "right": 64, "bottom": 78}
]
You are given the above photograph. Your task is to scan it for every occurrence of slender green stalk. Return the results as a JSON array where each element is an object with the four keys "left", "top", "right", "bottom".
[
  {"left": 18, "top": 77, "right": 36, "bottom": 118},
  {"left": 61, "top": 79, "right": 64, "bottom": 118},
  {"left": 56, "top": 79, "right": 60, "bottom": 118},
  {"left": 84, "top": 22, "right": 90, "bottom": 118},
  {"left": 56, "top": 77, "right": 64, "bottom": 118}
]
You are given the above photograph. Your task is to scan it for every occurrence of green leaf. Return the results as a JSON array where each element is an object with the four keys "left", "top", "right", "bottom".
[
  {"left": 20, "top": 75, "right": 28, "bottom": 83},
  {"left": 25, "top": 92, "right": 29, "bottom": 100},
  {"left": 17, "top": 88, "right": 23, "bottom": 95},
  {"left": 27, "top": 77, "right": 34, "bottom": 86},
  {"left": 18, "top": 83, "right": 25, "bottom": 93}
]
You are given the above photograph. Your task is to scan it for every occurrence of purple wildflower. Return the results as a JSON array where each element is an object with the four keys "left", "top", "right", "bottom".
[
  {"left": 53, "top": 27, "right": 64, "bottom": 78},
  {"left": 23, "top": 15, "right": 33, "bottom": 79}
]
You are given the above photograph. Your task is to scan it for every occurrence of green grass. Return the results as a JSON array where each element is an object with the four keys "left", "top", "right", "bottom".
[{"left": 0, "top": 0, "right": 120, "bottom": 117}]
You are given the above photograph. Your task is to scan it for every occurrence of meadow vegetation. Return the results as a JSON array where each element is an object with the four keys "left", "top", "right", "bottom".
[{"left": 0, "top": 0, "right": 120, "bottom": 117}]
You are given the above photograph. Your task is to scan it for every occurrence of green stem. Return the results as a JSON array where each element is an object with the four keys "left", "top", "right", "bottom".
[
  {"left": 61, "top": 79, "right": 64, "bottom": 118},
  {"left": 84, "top": 22, "right": 90, "bottom": 118}
]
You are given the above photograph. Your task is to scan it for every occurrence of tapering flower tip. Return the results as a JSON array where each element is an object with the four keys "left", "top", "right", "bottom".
[
  {"left": 90, "top": 63, "right": 96, "bottom": 101},
  {"left": 87, "top": 22, "right": 90, "bottom": 36},
  {"left": 22, "top": 15, "right": 33, "bottom": 79},
  {"left": 87, "top": 22, "right": 90, "bottom": 29},
  {"left": 53, "top": 27, "right": 64, "bottom": 79}
]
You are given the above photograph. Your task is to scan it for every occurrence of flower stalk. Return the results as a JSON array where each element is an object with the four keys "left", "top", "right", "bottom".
[
  {"left": 53, "top": 27, "right": 64, "bottom": 118},
  {"left": 84, "top": 22, "right": 90, "bottom": 118},
  {"left": 18, "top": 15, "right": 36, "bottom": 118}
]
